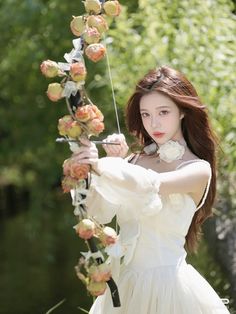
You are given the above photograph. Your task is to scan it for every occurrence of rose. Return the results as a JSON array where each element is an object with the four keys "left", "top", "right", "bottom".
[
  {"left": 61, "top": 175, "right": 78, "bottom": 193},
  {"left": 88, "top": 263, "right": 111, "bottom": 282},
  {"left": 83, "top": 27, "right": 100, "bottom": 45},
  {"left": 99, "top": 226, "right": 117, "bottom": 246},
  {"left": 87, "top": 15, "right": 108, "bottom": 34},
  {"left": 85, "top": 43, "right": 106, "bottom": 63},
  {"left": 87, "top": 118, "right": 104, "bottom": 136},
  {"left": 158, "top": 140, "right": 185, "bottom": 163},
  {"left": 91, "top": 104, "right": 104, "bottom": 121},
  {"left": 58, "top": 115, "right": 82, "bottom": 138},
  {"left": 87, "top": 281, "right": 107, "bottom": 296},
  {"left": 46, "top": 83, "right": 64, "bottom": 102},
  {"left": 70, "top": 62, "right": 87, "bottom": 82},
  {"left": 40, "top": 60, "right": 60, "bottom": 78},
  {"left": 70, "top": 15, "right": 86, "bottom": 37},
  {"left": 74, "top": 219, "right": 96, "bottom": 240},
  {"left": 63, "top": 158, "right": 90, "bottom": 179},
  {"left": 103, "top": 1, "right": 121, "bottom": 17},
  {"left": 84, "top": 0, "right": 101, "bottom": 15},
  {"left": 75, "top": 105, "right": 96, "bottom": 122}
]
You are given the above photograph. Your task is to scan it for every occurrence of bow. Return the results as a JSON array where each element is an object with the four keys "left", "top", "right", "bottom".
[{"left": 40, "top": 0, "right": 122, "bottom": 307}]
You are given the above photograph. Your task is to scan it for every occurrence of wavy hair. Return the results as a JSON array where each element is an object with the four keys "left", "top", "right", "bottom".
[{"left": 125, "top": 66, "right": 218, "bottom": 253}]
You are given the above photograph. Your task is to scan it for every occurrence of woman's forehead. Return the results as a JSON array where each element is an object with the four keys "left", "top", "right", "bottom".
[{"left": 140, "top": 92, "right": 177, "bottom": 109}]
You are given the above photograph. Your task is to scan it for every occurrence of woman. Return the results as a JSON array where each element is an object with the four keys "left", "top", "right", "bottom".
[{"left": 75, "top": 66, "right": 230, "bottom": 313}]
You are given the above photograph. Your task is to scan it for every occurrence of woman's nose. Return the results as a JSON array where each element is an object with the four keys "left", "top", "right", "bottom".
[{"left": 151, "top": 117, "right": 161, "bottom": 128}]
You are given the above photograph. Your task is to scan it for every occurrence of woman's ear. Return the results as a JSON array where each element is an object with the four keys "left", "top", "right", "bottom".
[{"left": 180, "top": 113, "right": 185, "bottom": 120}]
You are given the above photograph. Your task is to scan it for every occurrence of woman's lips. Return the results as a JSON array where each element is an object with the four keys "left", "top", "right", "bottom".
[{"left": 153, "top": 132, "right": 165, "bottom": 138}]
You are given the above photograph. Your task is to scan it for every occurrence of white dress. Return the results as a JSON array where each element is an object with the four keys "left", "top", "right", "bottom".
[{"left": 86, "top": 157, "right": 230, "bottom": 314}]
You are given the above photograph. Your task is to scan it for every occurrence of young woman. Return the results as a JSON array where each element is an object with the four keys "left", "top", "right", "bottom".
[{"left": 75, "top": 66, "right": 230, "bottom": 313}]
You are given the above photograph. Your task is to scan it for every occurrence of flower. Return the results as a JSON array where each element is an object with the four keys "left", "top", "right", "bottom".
[
  {"left": 83, "top": 27, "right": 101, "bottom": 45},
  {"left": 91, "top": 104, "right": 104, "bottom": 121},
  {"left": 87, "top": 118, "right": 105, "bottom": 136},
  {"left": 158, "top": 140, "right": 185, "bottom": 163},
  {"left": 99, "top": 226, "right": 118, "bottom": 246},
  {"left": 70, "top": 15, "right": 86, "bottom": 37},
  {"left": 58, "top": 115, "right": 82, "bottom": 138},
  {"left": 88, "top": 263, "right": 111, "bottom": 282},
  {"left": 87, "top": 281, "right": 107, "bottom": 296},
  {"left": 85, "top": 43, "right": 106, "bottom": 63},
  {"left": 75, "top": 105, "right": 96, "bottom": 122},
  {"left": 61, "top": 175, "right": 78, "bottom": 193},
  {"left": 103, "top": 1, "right": 121, "bottom": 17},
  {"left": 46, "top": 83, "right": 64, "bottom": 101},
  {"left": 83, "top": 0, "right": 101, "bottom": 15},
  {"left": 87, "top": 15, "right": 108, "bottom": 34},
  {"left": 40, "top": 60, "right": 61, "bottom": 78},
  {"left": 74, "top": 219, "right": 96, "bottom": 240},
  {"left": 63, "top": 158, "right": 90, "bottom": 180},
  {"left": 70, "top": 62, "right": 87, "bottom": 82}
]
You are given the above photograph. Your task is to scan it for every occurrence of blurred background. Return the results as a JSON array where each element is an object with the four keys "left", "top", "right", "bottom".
[{"left": 0, "top": 0, "right": 235, "bottom": 313}]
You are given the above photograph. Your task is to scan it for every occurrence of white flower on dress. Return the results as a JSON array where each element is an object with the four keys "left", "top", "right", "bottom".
[{"left": 158, "top": 140, "right": 185, "bottom": 163}]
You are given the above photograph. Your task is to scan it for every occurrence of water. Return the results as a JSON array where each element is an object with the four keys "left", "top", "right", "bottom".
[{"left": 0, "top": 192, "right": 234, "bottom": 313}]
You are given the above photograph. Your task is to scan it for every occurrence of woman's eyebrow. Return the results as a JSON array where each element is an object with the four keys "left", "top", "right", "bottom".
[{"left": 140, "top": 105, "right": 170, "bottom": 111}]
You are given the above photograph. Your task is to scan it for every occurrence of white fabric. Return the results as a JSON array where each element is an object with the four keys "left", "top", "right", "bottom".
[{"left": 86, "top": 157, "right": 230, "bottom": 314}]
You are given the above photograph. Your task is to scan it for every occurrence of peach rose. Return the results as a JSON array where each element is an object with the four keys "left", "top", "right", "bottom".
[
  {"left": 83, "top": 27, "right": 100, "bottom": 45},
  {"left": 87, "top": 118, "right": 105, "bottom": 136},
  {"left": 46, "top": 83, "right": 64, "bottom": 102},
  {"left": 87, "top": 15, "right": 108, "bottom": 34},
  {"left": 74, "top": 219, "right": 96, "bottom": 240},
  {"left": 91, "top": 104, "right": 104, "bottom": 122},
  {"left": 63, "top": 158, "right": 90, "bottom": 180},
  {"left": 75, "top": 105, "right": 96, "bottom": 122},
  {"left": 88, "top": 263, "right": 111, "bottom": 282},
  {"left": 84, "top": 0, "right": 101, "bottom": 15},
  {"left": 87, "top": 281, "right": 107, "bottom": 296},
  {"left": 85, "top": 43, "right": 106, "bottom": 63},
  {"left": 70, "top": 15, "right": 86, "bottom": 37},
  {"left": 99, "top": 226, "right": 117, "bottom": 246},
  {"left": 58, "top": 115, "right": 82, "bottom": 138},
  {"left": 61, "top": 175, "right": 78, "bottom": 193},
  {"left": 70, "top": 62, "right": 87, "bottom": 82},
  {"left": 103, "top": 1, "right": 121, "bottom": 17},
  {"left": 40, "top": 60, "right": 60, "bottom": 78}
]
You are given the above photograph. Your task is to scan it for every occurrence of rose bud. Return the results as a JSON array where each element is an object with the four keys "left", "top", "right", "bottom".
[
  {"left": 87, "top": 281, "right": 107, "bottom": 296},
  {"left": 75, "top": 105, "right": 96, "bottom": 122},
  {"left": 74, "top": 219, "right": 96, "bottom": 240},
  {"left": 99, "top": 226, "right": 117, "bottom": 246},
  {"left": 87, "top": 15, "right": 108, "bottom": 34},
  {"left": 88, "top": 263, "right": 112, "bottom": 282},
  {"left": 70, "top": 162, "right": 90, "bottom": 180},
  {"left": 62, "top": 158, "right": 73, "bottom": 176},
  {"left": 103, "top": 0, "right": 121, "bottom": 17},
  {"left": 91, "top": 104, "right": 104, "bottom": 121},
  {"left": 70, "top": 15, "right": 86, "bottom": 37},
  {"left": 61, "top": 175, "right": 78, "bottom": 193},
  {"left": 40, "top": 60, "right": 60, "bottom": 78},
  {"left": 85, "top": 43, "right": 106, "bottom": 63},
  {"left": 46, "top": 83, "right": 64, "bottom": 102},
  {"left": 70, "top": 62, "right": 87, "bottom": 82},
  {"left": 83, "top": 27, "right": 100, "bottom": 45},
  {"left": 87, "top": 118, "right": 105, "bottom": 136},
  {"left": 83, "top": 0, "right": 101, "bottom": 15}
]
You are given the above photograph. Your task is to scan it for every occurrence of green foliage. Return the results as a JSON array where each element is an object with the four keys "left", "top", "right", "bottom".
[{"left": 0, "top": 0, "right": 235, "bottom": 212}]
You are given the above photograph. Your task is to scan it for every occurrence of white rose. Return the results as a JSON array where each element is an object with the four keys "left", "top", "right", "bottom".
[{"left": 158, "top": 140, "right": 185, "bottom": 163}]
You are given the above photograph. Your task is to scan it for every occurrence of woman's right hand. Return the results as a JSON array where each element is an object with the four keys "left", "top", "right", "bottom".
[{"left": 102, "top": 133, "right": 129, "bottom": 158}]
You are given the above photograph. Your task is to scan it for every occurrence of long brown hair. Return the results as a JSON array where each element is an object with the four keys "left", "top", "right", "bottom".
[{"left": 125, "top": 66, "right": 218, "bottom": 253}]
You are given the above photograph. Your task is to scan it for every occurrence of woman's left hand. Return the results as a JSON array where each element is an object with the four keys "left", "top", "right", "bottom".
[{"left": 72, "top": 137, "right": 99, "bottom": 166}]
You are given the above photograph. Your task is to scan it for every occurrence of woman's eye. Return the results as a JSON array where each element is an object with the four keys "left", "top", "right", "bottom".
[
  {"left": 160, "top": 110, "right": 169, "bottom": 116},
  {"left": 141, "top": 112, "right": 149, "bottom": 118}
]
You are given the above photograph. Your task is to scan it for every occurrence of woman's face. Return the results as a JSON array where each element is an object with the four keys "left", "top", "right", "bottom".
[{"left": 140, "top": 92, "right": 184, "bottom": 145}]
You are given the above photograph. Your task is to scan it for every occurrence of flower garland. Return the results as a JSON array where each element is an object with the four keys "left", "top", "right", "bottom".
[{"left": 40, "top": 0, "right": 121, "bottom": 307}]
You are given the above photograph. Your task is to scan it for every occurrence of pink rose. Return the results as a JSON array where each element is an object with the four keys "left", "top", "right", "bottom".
[
  {"left": 70, "top": 62, "right": 87, "bottom": 82},
  {"left": 87, "top": 118, "right": 105, "bottom": 136},
  {"left": 70, "top": 15, "right": 86, "bottom": 37},
  {"left": 85, "top": 43, "right": 106, "bottom": 63},
  {"left": 99, "top": 226, "right": 117, "bottom": 246},
  {"left": 63, "top": 158, "right": 90, "bottom": 180},
  {"left": 87, "top": 15, "right": 108, "bottom": 34},
  {"left": 83, "top": 27, "right": 100, "bottom": 45},
  {"left": 87, "top": 281, "right": 107, "bottom": 296},
  {"left": 40, "top": 60, "right": 60, "bottom": 78},
  {"left": 84, "top": 0, "right": 101, "bottom": 14},
  {"left": 46, "top": 83, "right": 64, "bottom": 102},
  {"left": 88, "top": 263, "right": 111, "bottom": 282},
  {"left": 103, "top": 1, "right": 121, "bottom": 17},
  {"left": 58, "top": 115, "right": 82, "bottom": 138},
  {"left": 75, "top": 105, "right": 96, "bottom": 122},
  {"left": 61, "top": 175, "right": 78, "bottom": 193},
  {"left": 74, "top": 219, "right": 96, "bottom": 240},
  {"left": 91, "top": 104, "right": 104, "bottom": 122}
]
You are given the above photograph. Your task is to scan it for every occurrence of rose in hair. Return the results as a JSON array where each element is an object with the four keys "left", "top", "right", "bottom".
[{"left": 47, "top": 83, "right": 64, "bottom": 101}]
